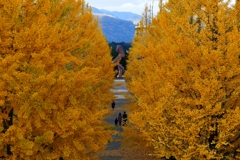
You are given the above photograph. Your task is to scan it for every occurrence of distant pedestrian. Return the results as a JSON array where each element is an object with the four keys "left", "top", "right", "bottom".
[
  {"left": 122, "top": 111, "right": 128, "bottom": 126},
  {"left": 111, "top": 100, "right": 115, "bottom": 110},
  {"left": 114, "top": 118, "right": 118, "bottom": 126},
  {"left": 118, "top": 113, "right": 122, "bottom": 126}
]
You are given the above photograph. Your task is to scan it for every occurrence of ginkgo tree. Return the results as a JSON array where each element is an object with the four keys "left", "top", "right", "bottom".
[
  {"left": 124, "top": 0, "right": 240, "bottom": 159},
  {"left": 0, "top": 0, "right": 115, "bottom": 159}
]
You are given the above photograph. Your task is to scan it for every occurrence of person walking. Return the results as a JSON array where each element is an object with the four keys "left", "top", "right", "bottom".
[
  {"left": 114, "top": 118, "right": 118, "bottom": 126},
  {"left": 122, "top": 111, "right": 128, "bottom": 126},
  {"left": 111, "top": 100, "right": 116, "bottom": 110},
  {"left": 118, "top": 113, "right": 122, "bottom": 126}
]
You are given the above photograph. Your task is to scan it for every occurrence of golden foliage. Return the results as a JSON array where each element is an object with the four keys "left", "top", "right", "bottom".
[
  {"left": 0, "top": 0, "right": 115, "bottom": 159},
  {"left": 124, "top": 0, "right": 240, "bottom": 159}
]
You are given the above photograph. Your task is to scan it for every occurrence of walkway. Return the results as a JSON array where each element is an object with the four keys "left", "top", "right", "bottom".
[
  {"left": 98, "top": 78, "right": 130, "bottom": 160},
  {"left": 98, "top": 99, "right": 130, "bottom": 160},
  {"left": 96, "top": 78, "right": 161, "bottom": 160}
]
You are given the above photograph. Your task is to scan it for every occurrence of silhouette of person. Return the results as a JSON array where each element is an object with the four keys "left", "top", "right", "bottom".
[
  {"left": 114, "top": 118, "right": 118, "bottom": 126},
  {"left": 122, "top": 111, "right": 128, "bottom": 126},
  {"left": 111, "top": 100, "right": 115, "bottom": 110},
  {"left": 118, "top": 113, "right": 122, "bottom": 126}
]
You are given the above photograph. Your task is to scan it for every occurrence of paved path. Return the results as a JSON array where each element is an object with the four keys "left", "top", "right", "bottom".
[
  {"left": 110, "top": 78, "right": 129, "bottom": 99},
  {"left": 96, "top": 79, "right": 162, "bottom": 160},
  {"left": 98, "top": 99, "right": 130, "bottom": 160},
  {"left": 94, "top": 78, "right": 130, "bottom": 160}
]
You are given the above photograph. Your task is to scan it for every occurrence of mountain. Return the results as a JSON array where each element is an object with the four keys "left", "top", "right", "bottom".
[
  {"left": 92, "top": 7, "right": 142, "bottom": 25},
  {"left": 97, "top": 16, "right": 136, "bottom": 42},
  {"left": 92, "top": 7, "right": 142, "bottom": 42}
]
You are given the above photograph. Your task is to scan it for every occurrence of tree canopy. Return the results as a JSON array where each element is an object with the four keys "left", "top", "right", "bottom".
[
  {"left": 0, "top": 0, "right": 115, "bottom": 159},
  {"left": 124, "top": 0, "right": 240, "bottom": 159}
]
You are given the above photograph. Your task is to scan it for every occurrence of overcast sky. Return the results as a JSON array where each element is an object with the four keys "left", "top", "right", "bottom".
[
  {"left": 85, "top": 0, "right": 236, "bottom": 15},
  {"left": 85, "top": 0, "right": 161, "bottom": 15}
]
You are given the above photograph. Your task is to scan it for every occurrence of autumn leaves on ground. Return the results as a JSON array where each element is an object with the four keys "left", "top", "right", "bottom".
[{"left": 1, "top": 0, "right": 240, "bottom": 159}]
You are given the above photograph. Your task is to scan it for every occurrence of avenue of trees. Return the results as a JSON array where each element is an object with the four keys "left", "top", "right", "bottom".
[
  {"left": 124, "top": 0, "right": 240, "bottom": 159},
  {"left": 0, "top": 0, "right": 115, "bottom": 159},
  {"left": 3, "top": 0, "right": 240, "bottom": 159}
]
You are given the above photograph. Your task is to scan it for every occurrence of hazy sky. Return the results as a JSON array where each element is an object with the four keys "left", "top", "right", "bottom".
[
  {"left": 85, "top": 0, "right": 236, "bottom": 15},
  {"left": 85, "top": 0, "right": 161, "bottom": 15}
]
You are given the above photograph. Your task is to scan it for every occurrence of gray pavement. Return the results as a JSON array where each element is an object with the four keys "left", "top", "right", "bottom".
[{"left": 99, "top": 99, "right": 130, "bottom": 160}]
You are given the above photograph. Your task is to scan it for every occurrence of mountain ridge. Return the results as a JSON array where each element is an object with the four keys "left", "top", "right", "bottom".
[
  {"left": 92, "top": 7, "right": 142, "bottom": 24},
  {"left": 91, "top": 7, "right": 141, "bottom": 43}
]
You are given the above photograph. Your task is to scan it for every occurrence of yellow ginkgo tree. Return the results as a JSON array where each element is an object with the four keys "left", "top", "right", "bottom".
[
  {"left": 0, "top": 0, "right": 115, "bottom": 159},
  {"left": 124, "top": 0, "right": 240, "bottom": 159}
]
